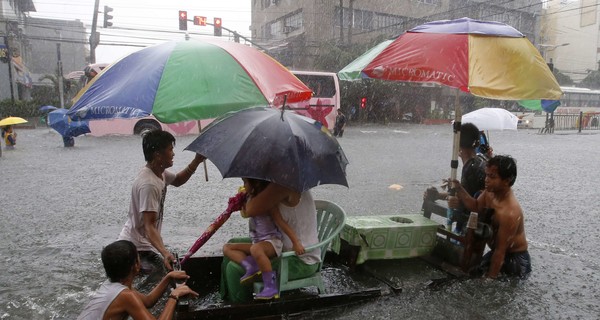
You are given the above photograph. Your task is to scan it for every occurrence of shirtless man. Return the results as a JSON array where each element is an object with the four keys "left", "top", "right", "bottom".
[{"left": 452, "top": 155, "right": 531, "bottom": 279}]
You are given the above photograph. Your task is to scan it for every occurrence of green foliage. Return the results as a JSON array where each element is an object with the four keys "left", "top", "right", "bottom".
[
  {"left": 579, "top": 70, "right": 600, "bottom": 89},
  {"left": 553, "top": 68, "right": 573, "bottom": 86},
  {"left": 0, "top": 99, "right": 52, "bottom": 118}
]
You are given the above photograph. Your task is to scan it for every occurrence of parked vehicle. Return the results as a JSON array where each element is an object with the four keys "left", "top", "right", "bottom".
[{"left": 289, "top": 70, "right": 340, "bottom": 131}]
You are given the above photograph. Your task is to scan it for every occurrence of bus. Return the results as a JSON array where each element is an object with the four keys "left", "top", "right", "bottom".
[
  {"left": 289, "top": 70, "right": 340, "bottom": 131},
  {"left": 541, "top": 86, "right": 600, "bottom": 130},
  {"left": 555, "top": 86, "right": 600, "bottom": 114}
]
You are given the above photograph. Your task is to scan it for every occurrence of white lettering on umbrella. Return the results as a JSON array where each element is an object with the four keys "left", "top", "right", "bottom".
[
  {"left": 373, "top": 65, "right": 455, "bottom": 83},
  {"left": 75, "top": 106, "right": 146, "bottom": 118}
]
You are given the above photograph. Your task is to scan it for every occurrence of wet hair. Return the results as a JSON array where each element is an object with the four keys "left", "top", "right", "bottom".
[
  {"left": 487, "top": 155, "right": 517, "bottom": 186},
  {"left": 142, "top": 130, "right": 175, "bottom": 162},
  {"left": 101, "top": 240, "right": 138, "bottom": 282},
  {"left": 460, "top": 123, "right": 481, "bottom": 149},
  {"left": 243, "top": 178, "right": 270, "bottom": 197}
]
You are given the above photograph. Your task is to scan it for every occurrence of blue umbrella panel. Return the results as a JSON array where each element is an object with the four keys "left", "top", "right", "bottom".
[{"left": 48, "top": 109, "right": 91, "bottom": 137}]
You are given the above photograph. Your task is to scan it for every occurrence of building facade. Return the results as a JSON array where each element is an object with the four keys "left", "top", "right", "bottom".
[
  {"left": 250, "top": 0, "right": 543, "bottom": 70},
  {"left": 543, "top": 0, "right": 599, "bottom": 83},
  {"left": 1, "top": 0, "right": 86, "bottom": 102}
]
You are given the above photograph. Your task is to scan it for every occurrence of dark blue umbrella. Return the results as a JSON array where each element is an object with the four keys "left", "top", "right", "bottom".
[
  {"left": 39, "top": 105, "right": 58, "bottom": 113},
  {"left": 48, "top": 109, "right": 91, "bottom": 137},
  {"left": 185, "top": 107, "right": 349, "bottom": 192}
]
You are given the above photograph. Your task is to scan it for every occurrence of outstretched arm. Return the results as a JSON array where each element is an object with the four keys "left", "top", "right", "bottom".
[
  {"left": 171, "top": 154, "right": 206, "bottom": 187},
  {"left": 452, "top": 179, "right": 486, "bottom": 213}
]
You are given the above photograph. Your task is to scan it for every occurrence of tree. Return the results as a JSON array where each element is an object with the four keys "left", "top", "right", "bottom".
[
  {"left": 553, "top": 68, "right": 573, "bottom": 86},
  {"left": 579, "top": 70, "right": 600, "bottom": 89}
]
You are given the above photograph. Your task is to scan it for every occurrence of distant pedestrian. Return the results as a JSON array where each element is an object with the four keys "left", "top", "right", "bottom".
[
  {"left": 1, "top": 125, "right": 17, "bottom": 149},
  {"left": 333, "top": 111, "right": 347, "bottom": 137}
]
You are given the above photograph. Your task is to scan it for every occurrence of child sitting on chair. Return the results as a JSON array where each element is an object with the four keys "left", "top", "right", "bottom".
[{"left": 223, "top": 178, "right": 305, "bottom": 300}]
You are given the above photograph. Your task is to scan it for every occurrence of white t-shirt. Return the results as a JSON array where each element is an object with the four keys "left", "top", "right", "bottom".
[
  {"left": 278, "top": 190, "right": 321, "bottom": 265},
  {"left": 77, "top": 281, "right": 127, "bottom": 320},
  {"left": 118, "top": 167, "right": 176, "bottom": 253}
]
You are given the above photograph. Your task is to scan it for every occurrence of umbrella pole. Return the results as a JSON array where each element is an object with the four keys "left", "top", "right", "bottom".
[
  {"left": 450, "top": 90, "right": 461, "bottom": 183},
  {"left": 446, "top": 91, "right": 462, "bottom": 232},
  {"left": 197, "top": 120, "right": 209, "bottom": 181}
]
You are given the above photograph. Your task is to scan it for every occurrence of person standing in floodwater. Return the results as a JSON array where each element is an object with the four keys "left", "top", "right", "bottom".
[
  {"left": 452, "top": 155, "right": 531, "bottom": 279},
  {"left": 333, "top": 111, "right": 347, "bottom": 137},
  {"left": 117, "top": 130, "right": 206, "bottom": 288},
  {"left": 1, "top": 125, "right": 17, "bottom": 149}
]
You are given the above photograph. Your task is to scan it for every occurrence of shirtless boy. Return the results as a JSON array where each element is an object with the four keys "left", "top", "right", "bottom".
[{"left": 453, "top": 155, "right": 531, "bottom": 279}]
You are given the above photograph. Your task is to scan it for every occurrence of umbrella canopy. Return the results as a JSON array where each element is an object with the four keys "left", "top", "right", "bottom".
[
  {"left": 68, "top": 40, "right": 313, "bottom": 123},
  {"left": 0, "top": 117, "right": 28, "bottom": 126},
  {"left": 339, "top": 17, "right": 563, "bottom": 181},
  {"left": 185, "top": 107, "right": 349, "bottom": 193},
  {"left": 339, "top": 17, "right": 562, "bottom": 100},
  {"left": 39, "top": 105, "right": 58, "bottom": 113},
  {"left": 48, "top": 109, "right": 90, "bottom": 137},
  {"left": 519, "top": 99, "right": 561, "bottom": 113},
  {"left": 461, "top": 108, "right": 518, "bottom": 131}
]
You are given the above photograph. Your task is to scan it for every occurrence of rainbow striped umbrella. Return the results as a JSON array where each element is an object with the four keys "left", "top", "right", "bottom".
[
  {"left": 68, "top": 40, "right": 312, "bottom": 123},
  {"left": 339, "top": 17, "right": 563, "bottom": 180}
]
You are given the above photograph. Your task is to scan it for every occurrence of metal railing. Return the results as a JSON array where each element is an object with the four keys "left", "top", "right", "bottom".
[{"left": 541, "top": 112, "right": 600, "bottom": 133}]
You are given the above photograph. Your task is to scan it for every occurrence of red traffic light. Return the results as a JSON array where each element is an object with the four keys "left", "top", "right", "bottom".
[
  {"left": 179, "top": 10, "right": 188, "bottom": 30},
  {"left": 360, "top": 97, "right": 367, "bottom": 108},
  {"left": 214, "top": 17, "right": 222, "bottom": 36}
]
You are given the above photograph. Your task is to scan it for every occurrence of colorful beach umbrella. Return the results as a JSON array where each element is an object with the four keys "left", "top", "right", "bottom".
[
  {"left": 338, "top": 17, "right": 562, "bottom": 181},
  {"left": 519, "top": 99, "right": 561, "bottom": 113},
  {"left": 68, "top": 40, "right": 312, "bottom": 123}
]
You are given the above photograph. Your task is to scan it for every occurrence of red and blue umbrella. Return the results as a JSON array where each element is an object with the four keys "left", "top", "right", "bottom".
[
  {"left": 68, "top": 40, "right": 313, "bottom": 123},
  {"left": 339, "top": 17, "right": 563, "bottom": 181}
]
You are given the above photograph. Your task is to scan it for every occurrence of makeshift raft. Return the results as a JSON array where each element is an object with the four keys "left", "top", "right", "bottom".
[{"left": 175, "top": 199, "right": 487, "bottom": 319}]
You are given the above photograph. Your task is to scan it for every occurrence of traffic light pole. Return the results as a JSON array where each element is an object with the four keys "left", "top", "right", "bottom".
[
  {"left": 205, "top": 22, "right": 268, "bottom": 52},
  {"left": 89, "top": 0, "right": 99, "bottom": 63}
]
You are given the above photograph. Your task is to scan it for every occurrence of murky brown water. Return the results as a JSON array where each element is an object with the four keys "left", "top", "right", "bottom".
[{"left": 1, "top": 124, "right": 599, "bottom": 319}]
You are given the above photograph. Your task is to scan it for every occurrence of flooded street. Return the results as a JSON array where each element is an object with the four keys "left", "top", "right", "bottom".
[{"left": 1, "top": 124, "right": 599, "bottom": 319}]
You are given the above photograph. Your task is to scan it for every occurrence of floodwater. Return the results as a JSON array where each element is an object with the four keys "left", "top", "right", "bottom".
[{"left": 1, "top": 124, "right": 599, "bottom": 319}]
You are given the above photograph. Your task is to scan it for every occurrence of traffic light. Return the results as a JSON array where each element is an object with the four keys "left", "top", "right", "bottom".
[
  {"left": 194, "top": 16, "right": 207, "bottom": 26},
  {"left": 360, "top": 97, "right": 367, "bottom": 109},
  {"left": 103, "top": 6, "right": 113, "bottom": 28},
  {"left": 179, "top": 11, "right": 188, "bottom": 31},
  {"left": 213, "top": 17, "right": 222, "bottom": 36}
]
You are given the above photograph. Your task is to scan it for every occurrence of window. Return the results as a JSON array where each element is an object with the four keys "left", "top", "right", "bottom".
[{"left": 294, "top": 74, "right": 337, "bottom": 98}]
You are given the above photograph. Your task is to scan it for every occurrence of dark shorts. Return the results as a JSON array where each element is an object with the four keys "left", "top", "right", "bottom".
[{"left": 479, "top": 250, "right": 532, "bottom": 279}]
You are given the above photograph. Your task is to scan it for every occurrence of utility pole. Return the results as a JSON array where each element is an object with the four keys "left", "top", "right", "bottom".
[
  {"left": 339, "top": 0, "right": 344, "bottom": 43},
  {"left": 89, "top": 0, "right": 100, "bottom": 63},
  {"left": 2, "top": 35, "right": 15, "bottom": 104},
  {"left": 348, "top": 0, "right": 354, "bottom": 44},
  {"left": 56, "top": 43, "right": 65, "bottom": 108}
]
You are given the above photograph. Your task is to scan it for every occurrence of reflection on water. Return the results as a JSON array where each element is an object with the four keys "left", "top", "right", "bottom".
[{"left": 1, "top": 126, "right": 599, "bottom": 319}]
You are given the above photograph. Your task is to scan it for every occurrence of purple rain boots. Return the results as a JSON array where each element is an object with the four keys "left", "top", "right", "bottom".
[
  {"left": 255, "top": 271, "right": 279, "bottom": 300},
  {"left": 240, "top": 256, "right": 261, "bottom": 285}
]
